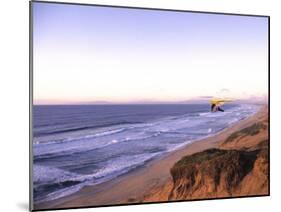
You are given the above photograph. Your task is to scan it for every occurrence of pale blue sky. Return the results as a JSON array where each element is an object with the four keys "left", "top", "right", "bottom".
[{"left": 33, "top": 2, "right": 268, "bottom": 104}]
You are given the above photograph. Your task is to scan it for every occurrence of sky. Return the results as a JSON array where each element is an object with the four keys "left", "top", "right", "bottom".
[{"left": 33, "top": 2, "right": 268, "bottom": 104}]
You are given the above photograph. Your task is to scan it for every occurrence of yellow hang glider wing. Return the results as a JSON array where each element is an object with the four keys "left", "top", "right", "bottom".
[{"left": 210, "top": 98, "right": 233, "bottom": 105}]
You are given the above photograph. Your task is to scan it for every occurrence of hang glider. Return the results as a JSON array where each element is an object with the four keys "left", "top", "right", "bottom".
[{"left": 210, "top": 98, "right": 233, "bottom": 112}]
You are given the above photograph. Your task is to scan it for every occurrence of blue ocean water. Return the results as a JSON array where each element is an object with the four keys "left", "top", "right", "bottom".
[{"left": 32, "top": 104, "right": 258, "bottom": 203}]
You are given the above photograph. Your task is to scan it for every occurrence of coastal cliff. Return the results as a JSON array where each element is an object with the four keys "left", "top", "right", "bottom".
[
  {"left": 169, "top": 147, "right": 268, "bottom": 200},
  {"left": 168, "top": 113, "right": 269, "bottom": 200}
]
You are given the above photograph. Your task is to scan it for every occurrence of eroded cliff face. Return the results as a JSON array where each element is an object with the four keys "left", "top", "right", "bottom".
[
  {"left": 168, "top": 115, "right": 269, "bottom": 200},
  {"left": 169, "top": 148, "right": 268, "bottom": 200}
]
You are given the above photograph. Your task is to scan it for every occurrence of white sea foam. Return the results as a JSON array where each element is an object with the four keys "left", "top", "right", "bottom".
[{"left": 34, "top": 153, "right": 160, "bottom": 203}]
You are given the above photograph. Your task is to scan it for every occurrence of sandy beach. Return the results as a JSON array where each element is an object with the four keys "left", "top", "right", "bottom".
[{"left": 35, "top": 105, "right": 268, "bottom": 210}]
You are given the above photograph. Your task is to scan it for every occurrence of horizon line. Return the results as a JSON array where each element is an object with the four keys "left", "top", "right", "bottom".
[
  {"left": 33, "top": 95, "right": 268, "bottom": 105},
  {"left": 33, "top": 98, "right": 268, "bottom": 106}
]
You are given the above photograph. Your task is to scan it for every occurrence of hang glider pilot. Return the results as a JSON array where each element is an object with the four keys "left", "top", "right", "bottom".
[
  {"left": 211, "top": 103, "right": 224, "bottom": 112},
  {"left": 210, "top": 98, "right": 232, "bottom": 112}
]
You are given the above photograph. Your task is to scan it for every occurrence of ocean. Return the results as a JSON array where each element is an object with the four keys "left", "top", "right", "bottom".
[{"left": 32, "top": 104, "right": 258, "bottom": 203}]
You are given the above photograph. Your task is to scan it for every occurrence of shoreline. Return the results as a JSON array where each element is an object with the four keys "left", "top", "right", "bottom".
[{"left": 35, "top": 106, "right": 267, "bottom": 210}]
